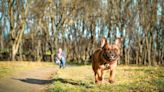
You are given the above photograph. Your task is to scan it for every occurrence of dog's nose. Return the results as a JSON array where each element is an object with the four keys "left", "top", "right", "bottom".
[{"left": 111, "top": 52, "right": 115, "bottom": 57}]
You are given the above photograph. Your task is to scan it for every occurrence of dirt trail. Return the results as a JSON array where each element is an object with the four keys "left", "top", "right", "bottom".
[{"left": 0, "top": 67, "right": 57, "bottom": 92}]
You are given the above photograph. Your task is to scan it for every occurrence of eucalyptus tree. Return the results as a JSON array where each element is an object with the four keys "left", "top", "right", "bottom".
[{"left": 7, "top": 0, "right": 29, "bottom": 61}]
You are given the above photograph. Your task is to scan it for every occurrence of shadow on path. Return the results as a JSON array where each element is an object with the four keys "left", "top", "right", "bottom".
[
  {"left": 12, "top": 77, "right": 94, "bottom": 88},
  {"left": 12, "top": 78, "right": 54, "bottom": 85}
]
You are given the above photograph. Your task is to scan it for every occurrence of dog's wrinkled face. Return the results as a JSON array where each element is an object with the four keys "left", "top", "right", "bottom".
[
  {"left": 101, "top": 38, "right": 121, "bottom": 62},
  {"left": 103, "top": 44, "right": 120, "bottom": 61}
]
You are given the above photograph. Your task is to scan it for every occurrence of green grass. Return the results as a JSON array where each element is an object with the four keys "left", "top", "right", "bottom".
[
  {"left": 47, "top": 65, "right": 164, "bottom": 92},
  {"left": 0, "top": 61, "right": 54, "bottom": 78}
]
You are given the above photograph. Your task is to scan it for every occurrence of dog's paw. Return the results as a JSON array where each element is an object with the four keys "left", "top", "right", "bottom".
[
  {"left": 109, "top": 80, "right": 115, "bottom": 84},
  {"left": 95, "top": 81, "right": 103, "bottom": 84}
]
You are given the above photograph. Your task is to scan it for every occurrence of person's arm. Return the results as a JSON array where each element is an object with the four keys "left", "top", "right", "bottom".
[{"left": 57, "top": 53, "right": 62, "bottom": 60}]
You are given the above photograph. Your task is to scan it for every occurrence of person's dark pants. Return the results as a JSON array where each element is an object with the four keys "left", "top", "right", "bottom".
[{"left": 60, "top": 57, "right": 66, "bottom": 68}]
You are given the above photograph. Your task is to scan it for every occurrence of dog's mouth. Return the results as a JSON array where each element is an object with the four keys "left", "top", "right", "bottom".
[{"left": 103, "top": 52, "right": 118, "bottom": 62}]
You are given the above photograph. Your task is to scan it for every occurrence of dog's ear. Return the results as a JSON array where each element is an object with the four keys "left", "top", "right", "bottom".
[
  {"left": 100, "top": 37, "right": 108, "bottom": 48},
  {"left": 115, "top": 37, "right": 121, "bottom": 48}
]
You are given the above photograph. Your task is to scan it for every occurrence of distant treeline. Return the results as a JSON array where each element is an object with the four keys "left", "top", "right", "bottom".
[{"left": 0, "top": 0, "right": 163, "bottom": 65}]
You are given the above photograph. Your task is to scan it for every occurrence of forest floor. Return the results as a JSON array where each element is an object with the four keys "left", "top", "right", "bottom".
[{"left": 0, "top": 61, "right": 57, "bottom": 92}]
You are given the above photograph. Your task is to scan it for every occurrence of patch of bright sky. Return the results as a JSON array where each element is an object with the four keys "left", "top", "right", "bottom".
[
  {"left": 116, "top": 27, "right": 121, "bottom": 37},
  {"left": 157, "top": 3, "right": 162, "bottom": 16},
  {"left": 0, "top": 13, "right": 2, "bottom": 19},
  {"left": 101, "top": 0, "right": 108, "bottom": 8},
  {"left": 157, "top": 2, "right": 162, "bottom": 25},
  {"left": 102, "top": 26, "right": 108, "bottom": 38}
]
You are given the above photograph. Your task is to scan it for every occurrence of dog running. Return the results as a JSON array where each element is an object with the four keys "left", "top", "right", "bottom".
[{"left": 92, "top": 37, "right": 121, "bottom": 84}]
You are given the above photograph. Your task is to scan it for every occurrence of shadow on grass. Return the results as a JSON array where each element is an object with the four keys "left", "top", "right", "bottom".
[
  {"left": 53, "top": 78, "right": 94, "bottom": 88},
  {"left": 13, "top": 78, "right": 54, "bottom": 85}
]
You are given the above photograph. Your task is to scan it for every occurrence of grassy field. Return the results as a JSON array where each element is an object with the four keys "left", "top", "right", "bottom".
[
  {"left": 0, "top": 62, "right": 163, "bottom": 92},
  {"left": 48, "top": 65, "right": 164, "bottom": 92},
  {"left": 0, "top": 61, "right": 54, "bottom": 78}
]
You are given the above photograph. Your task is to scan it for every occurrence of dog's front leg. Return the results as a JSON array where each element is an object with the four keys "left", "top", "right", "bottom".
[
  {"left": 109, "top": 69, "right": 115, "bottom": 83},
  {"left": 95, "top": 69, "right": 103, "bottom": 83},
  {"left": 98, "top": 69, "right": 103, "bottom": 82},
  {"left": 94, "top": 72, "right": 98, "bottom": 83}
]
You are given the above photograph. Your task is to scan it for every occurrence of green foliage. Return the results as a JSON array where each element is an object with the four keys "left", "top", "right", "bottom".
[
  {"left": 45, "top": 50, "right": 52, "bottom": 55},
  {"left": 0, "top": 49, "right": 9, "bottom": 53},
  {"left": 45, "top": 50, "right": 56, "bottom": 56}
]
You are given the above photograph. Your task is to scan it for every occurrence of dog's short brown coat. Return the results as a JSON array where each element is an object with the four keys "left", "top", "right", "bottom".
[{"left": 92, "top": 37, "right": 121, "bottom": 83}]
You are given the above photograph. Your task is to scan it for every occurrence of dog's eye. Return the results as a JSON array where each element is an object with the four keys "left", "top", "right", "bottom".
[{"left": 114, "top": 49, "right": 118, "bottom": 52}]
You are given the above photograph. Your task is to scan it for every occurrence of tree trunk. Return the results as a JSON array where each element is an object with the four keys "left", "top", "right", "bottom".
[
  {"left": 36, "top": 40, "right": 41, "bottom": 61},
  {"left": 0, "top": 30, "right": 4, "bottom": 52},
  {"left": 136, "top": 50, "right": 139, "bottom": 65}
]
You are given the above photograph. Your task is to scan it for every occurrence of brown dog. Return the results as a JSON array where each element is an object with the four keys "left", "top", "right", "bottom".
[{"left": 92, "top": 37, "right": 121, "bottom": 84}]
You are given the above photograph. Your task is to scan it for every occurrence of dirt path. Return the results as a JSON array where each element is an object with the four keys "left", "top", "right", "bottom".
[{"left": 0, "top": 67, "right": 57, "bottom": 92}]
